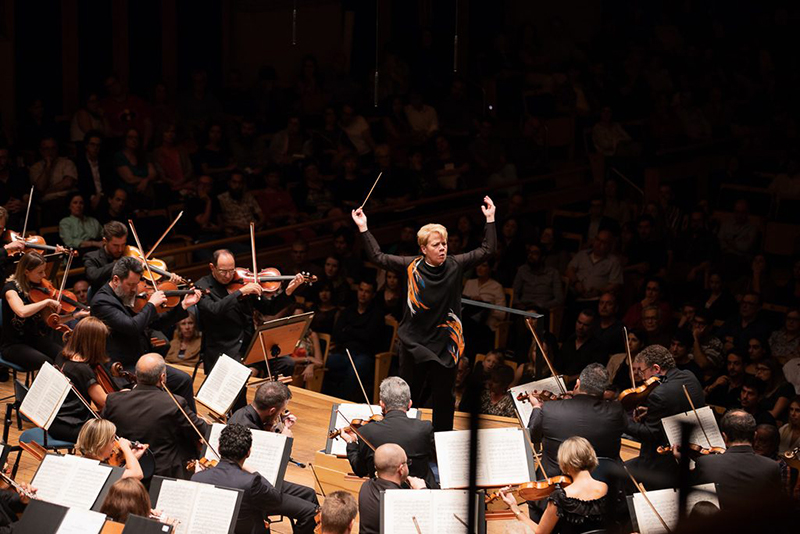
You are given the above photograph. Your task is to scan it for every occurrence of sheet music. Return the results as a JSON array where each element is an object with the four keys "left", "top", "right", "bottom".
[
  {"left": 660, "top": 406, "right": 725, "bottom": 450},
  {"left": 195, "top": 354, "right": 251, "bottom": 416},
  {"left": 155, "top": 480, "right": 197, "bottom": 534},
  {"left": 203, "top": 423, "right": 289, "bottom": 485},
  {"left": 329, "top": 404, "right": 419, "bottom": 456},
  {"left": 32, "top": 455, "right": 112, "bottom": 510},
  {"left": 156, "top": 479, "right": 239, "bottom": 534},
  {"left": 382, "top": 490, "right": 474, "bottom": 534},
  {"left": 56, "top": 507, "right": 107, "bottom": 534},
  {"left": 19, "top": 362, "right": 71, "bottom": 429},
  {"left": 632, "top": 483, "right": 718, "bottom": 534},
  {"left": 509, "top": 376, "right": 568, "bottom": 426},
  {"left": 435, "top": 428, "right": 530, "bottom": 488}
]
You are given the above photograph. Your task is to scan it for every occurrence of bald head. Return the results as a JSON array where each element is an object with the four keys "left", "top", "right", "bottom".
[
  {"left": 374, "top": 443, "right": 406, "bottom": 475},
  {"left": 136, "top": 353, "right": 166, "bottom": 385}
]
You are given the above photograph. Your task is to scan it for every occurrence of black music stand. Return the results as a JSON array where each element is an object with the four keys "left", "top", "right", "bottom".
[{"left": 242, "top": 312, "right": 314, "bottom": 366}]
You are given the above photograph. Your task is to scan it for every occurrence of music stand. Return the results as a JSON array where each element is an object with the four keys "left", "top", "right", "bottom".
[{"left": 242, "top": 312, "right": 314, "bottom": 366}]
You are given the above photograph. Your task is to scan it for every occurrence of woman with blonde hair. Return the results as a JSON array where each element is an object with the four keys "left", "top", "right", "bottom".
[
  {"left": 76, "top": 418, "right": 146, "bottom": 480},
  {"left": 49, "top": 317, "right": 112, "bottom": 441},
  {"left": 165, "top": 313, "right": 201, "bottom": 366},
  {"left": 500, "top": 436, "right": 609, "bottom": 533}
]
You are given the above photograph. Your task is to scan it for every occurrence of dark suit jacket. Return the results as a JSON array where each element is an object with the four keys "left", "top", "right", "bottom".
[
  {"left": 229, "top": 404, "right": 266, "bottom": 431},
  {"left": 358, "top": 477, "right": 402, "bottom": 534},
  {"left": 76, "top": 154, "right": 115, "bottom": 209},
  {"left": 192, "top": 459, "right": 281, "bottom": 534},
  {"left": 693, "top": 445, "right": 782, "bottom": 509},
  {"left": 91, "top": 283, "right": 188, "bottom": 368},
  {"left": 194, "top": 274, "right": 291, "bottom": 372},
  {"left": 83, "top": 247, "right": 116, "bottom": 294},
  {"left": 528, "top": 394, "right": 626, "bottom": 476},
  {"left": 345, "top": 409, "right": 437, "bottom": 488},
  {"left": 625, "top": 367, "right": 705, "bottom": 465},
  {"left": 101, "top": 384, "right": 208, "bottom": 479}
]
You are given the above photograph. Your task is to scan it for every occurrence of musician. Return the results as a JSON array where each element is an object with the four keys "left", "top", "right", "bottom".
[
  {"left": 693, "top": 410, "right": 782, "bottom": 509},
  {"left": 76, "top": 418, "right": 146, "bottom": 480},
  {"left": 1, "top": 251, "right": 63, "bottom": 371},
  {"left": 319, "top": 491, "right": 358, "bottom": 534},
  {"left": 91, "top": 255, "right": 200, "bottom": 409},
  {"left": 352, "top": 196, "right": 497, "bottom": 431},
  {"left": 50, "top": 317, "right": 112, "bottom": 442},
  {"left": 0, "top": 206, "right": 26, "bottom": 269},
  {"left": 192, "top": 423, "right": 319, "bottom": 534},
  {"left": 358, "top": 443, "right": 426, "bottom": 534},
  {"left": 194, "top": 248, "right": 304, "bottom": 375},
  {"left": 341, "top": 377, "right": 437, "bottom": 488},
  {"left": 228, "top": 381, "right": 296, "bottom": 436},
  {"left": 625, "top": 345, "right": 705, "bottom": 486},
  {"left": 83, "top": 221, "right": 128, "bottom": 294},
  {"left": 0, "top": 477, "right": 35, "bottom": 533},
  {"left": 528, "top": 363, "right": 626, "bottom": 477},
  {"left": 99, "top": 478, "right": 153, "bottom": 524},
  {"left": 102, "top": 353, "right": 209, "bottom": 479}
]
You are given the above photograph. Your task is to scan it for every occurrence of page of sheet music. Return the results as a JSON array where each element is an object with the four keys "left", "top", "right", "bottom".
[
  {"left": 196, "top": 354, "right": 251, "bottom": 416},
  {"left": 156, "top": 479, "right": 199, "bottom": 534},
  {"left": 58, "top": 462, "right": 113, "bottom": 510},
  {"left": 435, "top": 428, "right": 530, "bottom": 488},
  {"left": 19, "top": 362, "right": 71, "bottom": 429},
  {"left": 382, "top": 489, "right": 433, "bottom": 534},
  {"left": 32, "top": 455, "right": 111, "bottom": 510},
  {"left": 432, "top": 490, "right": 473, "bottom": 533},
  {"left": 189, "top": 484, "right": 239, "bottom": 534},
  {"left": 203, "top": 423, "right": 288, "bottom": 485},
  {"left": 632, "top": 483, "right": 719, "bottom": 534},
  {"left": 509, "top": 376, "right": 567, "bottom": 426},
  {"left": 329, "top": 404, "right": 419, "bottom": 456},
  {"left": 660, "top": 406, "right": 725, "bottom": 449},
  {"left": 56, "top": 507, "right": 108, "bottom": 534}
]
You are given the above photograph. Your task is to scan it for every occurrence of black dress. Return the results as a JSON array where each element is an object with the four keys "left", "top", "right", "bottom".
[
  {"left": 49, "top": 354, "right": 97, "bottom": 442},
  {"left": 1, "top": 281, "right": 63, "bottom": 371},
  {"left": 548, "top": 486, "right": 608, "bottom": 534}
]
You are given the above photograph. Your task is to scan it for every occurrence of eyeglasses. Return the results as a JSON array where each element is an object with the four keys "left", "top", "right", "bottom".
[
  {"left": 399, "top": 459, "right": 413, "bottom": 467},
  {"left": 215, "top": 268, "right": 236, "bottom": 274}
]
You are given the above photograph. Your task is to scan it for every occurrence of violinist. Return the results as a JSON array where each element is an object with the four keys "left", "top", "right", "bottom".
[
  {"left": 528, "top": 364, "right": 626, "bottom": 479},
  {"left": 83, "top": 221, "right": 128, "bottom": 294},
  {"left": 49, "top": 317, "right": 112, "bottom": 442},
  {"left": 358, "top": 444, "right": 426, "bottom": 534},
  {"left": 625, "top": 345, "right": 705, "bottom": 487},
  {"left": 498, "top": 437, "right": 609, "bottom": 534},
  {"left": 1, "top": 251, "right": 63, "bottom": 371},
  {"left": 341, "top": 377, "right": 437, "bottom": 488},
  {"left": 194, "top": 249, "right": 305, "bottom": 375},
  {"left": 0, "top": 207, "right": 26, "bottom": 269},
  {"left": 192, "top": 423, "right": 319, "bottom": 534},
  {"left": 229, "top": 381, "right": 296, "bottom": 436},
  {"left": 90, "top": 255, "right": 199, "bottom": 409},
  {"left": 76, "top": 418, "right": 146, "bottom": 480}
]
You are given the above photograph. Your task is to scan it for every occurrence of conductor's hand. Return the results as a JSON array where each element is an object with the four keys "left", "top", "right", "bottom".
[
  {"left": 481, "top": 196, "right": 496, "bottom": 223},
  {"left": 352, "top": 208, "right": 368, "bottom": 232},
  {"left": 240, "top": 282, "right": 263, "bottom": 297},
  {"left": 148, "top": 290, "right": 167, "bottom": 308},
  {"left": 407, "top": 476, "right": 426, "bottom": 490},
  {"left": 181, "top": 289, "right": 202, "bottom": 309}
]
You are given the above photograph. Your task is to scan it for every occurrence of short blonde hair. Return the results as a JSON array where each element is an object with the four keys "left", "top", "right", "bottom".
[
  {"left": 417, "top": 223, "right": 448, "bottom": 247},
  {"left": 77, "top": 419, "right": 117, "bottom": 459},
  {"left": 557, "top": 436, "right": 598, "bottom": 474}
]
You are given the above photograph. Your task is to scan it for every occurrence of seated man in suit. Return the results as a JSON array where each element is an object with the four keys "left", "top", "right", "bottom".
[
  {"left": 625, "top": 344, "right": 705, "bottom": 488},
  {"left": 319, "top": 491, "right": 358, "bottom": 534},
  {"left": 228, "top": 381, "right": 296, "bottom": 437},
  {"left": 192, "top": 423, "right": 318, "bottom": 534},
  {"left": 102, "top": 353, "right": 208, "bottom": 479},
  {"left": 527, "top": 363, "right": 626, "bottom": 477},
  {"left": 693, "top": 410, "right": 782, "bottom": 509},
  {"left": 358, "top": 444, "right": 426, "bottom": 534},
  {"left": 341, "top": 377, "right": 437, "bottom": 488}
]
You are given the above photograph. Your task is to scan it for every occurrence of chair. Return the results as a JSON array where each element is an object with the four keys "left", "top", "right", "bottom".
[
  {"left": 372, "top": 317, "right": 399, "bottom": 403},
  {"left": 304, "top": 333, "right": 331, "bottom": 393},
  {"left": 0, "top": 353, "right": 32, "bottom": 400}
]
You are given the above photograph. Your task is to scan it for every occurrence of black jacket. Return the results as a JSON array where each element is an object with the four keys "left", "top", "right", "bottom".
[
  {"left": 102, "top": 384, "right": 208, "bottom": 479},
  {"left": 528, "top": 394, "right": 627, "bottom": 476},
  {"left": 693, "top": 445, "right": 782, "bottom": 510},
  {"left": 0, "top": 489, "right": 24, "bottom": 534},
  {"left": 83, "top": 247, "right": 117, "bottom": 295},
  {"left": 90, "top": 282, "right": 188, "bottom": 368},
  {"left": 345, "top": 409, "right": 437, "bottom": 488},
  {"left": 358, "top": 477, "right": 402, "bottom": 534},
  {"left": 194, "top": 274, "right": 291, "bottom": 372},
  {"left": 332, "top": 300, "right": 386, "bottom": 356},
  {"left": 76, "top": 154, "right": 115, "bottom": 210},
  {"left": 228, "top": 404, "right": 267, "bottom": 431}
]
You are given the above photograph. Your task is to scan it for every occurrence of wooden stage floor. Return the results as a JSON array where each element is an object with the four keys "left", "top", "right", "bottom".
[{"left": 1, "top": 364, "right": 639, "bottom": 533}]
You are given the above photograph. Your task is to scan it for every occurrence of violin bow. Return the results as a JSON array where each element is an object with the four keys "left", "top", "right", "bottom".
[
  {"left": 624, "top": 465, "right": 672, "bottom": 534},
  {"left": 682, "top": 385, "right": 712, "bottom": 448},
  {"left": 308, "top": 462, "right": 326, "bottom": 498},
  {"left": 524, "top": 319, "right": 565, "bottom": 395},
  {"left": 20, "top": 186, "right": 34, "bottom": 244},
  {"left": 346, "top": 348, "right": 375, "bottom": 416},
  {"left": 411, "top": 516, "right": 422, "bottom": 534},
  {"left": 531, "top": 444, "right": 550, "bottom": 480},
  {"left": 336, "top": 409, "right": 376, "bottom": 451},
  {"left": 56, "top": 252, "right": 74, "bottom": 305},
  {"left": 162, "top": 381, "right": 221, "bottom": 460},
  {"left": 624, "top": 326, "right": 636, "bottom": 389},
  {"left": 249, "top": 222, "right": 275, "bottom": 381},
  {"left": 128, "top": 220, "right": 160, "bottom": 293},
  {"left": 358, "top": 171, "right": 382, "bottom": 211},
  {"left": 144, "top": 211, "right": 183, "bottom": 260}
]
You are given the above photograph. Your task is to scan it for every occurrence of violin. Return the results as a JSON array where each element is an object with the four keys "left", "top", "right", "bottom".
[
  {"left": 107, "top": 439, "right": 146, "bottom": 467},
  {"left": 29, "top": 278, "right": 90, "bottom": 314},
  {"left": 656, "top": 444, "right": 725, "bottom": 458},
  {"left": 2, "top": 229, "right": 73, "bottom": 256},
  {"left": 111, "top": 361, "right": 138, "bottom": 385},
  {"left": 186, "top": 457, "right": 219, "bottom": 472},
  {"left": 783, "top": 446, "right": 800, "bottom": 470},
  {"left": 485, "top": 476, "right": 573, "bottom": 503},
  {"left": 227, "top": 267, "right": 317, "bottom": 294},
  {"left": 94, "top": 364, "right": 119, "bottom": 394},
  {"left": 124, "top": 245, "right": 187, "bottom": 284},
  {"left": 618, "top": 376, "right": 661, "bottom": 411},
  {"left": 327, "top": 414, "right": 384, "bottom": 440},
  {"left": 516, "top": 390, "right": 573, "bottom": 404},
  {"left": 132, "top": 280, "right": 209, "bottom": 314}
]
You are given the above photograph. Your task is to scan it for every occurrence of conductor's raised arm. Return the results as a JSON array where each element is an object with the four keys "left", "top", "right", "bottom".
[{"left": 354, "top": 207, "right": 412, "bottom": 271}]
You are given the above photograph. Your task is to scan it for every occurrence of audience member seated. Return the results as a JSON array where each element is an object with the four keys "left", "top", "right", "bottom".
[
  {"left": 718, "top": 199, "right": 759, "bottom": 276},
  {"left": 706, "top": 351, "right": 748, "bottom": 410},
  {"left": 152, "top": 122, "right": 195, "bottom": 196},
  {"left": 769, "top": 309, "right": 800, "bottom": 365},
  {"left": 183, "top": 175, "right": 223, "bottom": 247},
  {"left": 755, "top": 358, "right": 794, "bottom": 423},
  {"left": 377, "top": 269, "right": 403, "bottom": 322},
  {"left": 593, "top": 292, "right": 624, "bottom": 361},
  {"left": 113, "top": 127, "right": 157, "bottom": 208},
  {"left": 469, "top": 118, "right": 517, "bottom": 188},
  {"left": 231, "top": 118, "right": 269, "bottom": 176},
  {"left": 319, "top": 255, "right": 352, "bottom": 307},
  {"left": 100, "top": 74, "right": 153, "bottom": 146},
  {"left": 453, "top": 356, "right": 471, "bottom": 410},
  {"left": 195, "top": 122, "right": 235, "bottom": 177},
  {"left": 429, "top": 134, "right": 469, "bottom": 191},
  {"left": 592, "top": 105, "right": 637, "bottom": 156},
  {"left": 323, "top": 280, "right": 384, "bottom": 401},
  {"left": 270, "top": 114, "right": 312, "bottom": 167},
  {"left": 253, "top": 168, "right": 301, "bottom": 227},
  {"left": 584, "top": 197, "right": 619, "bottom": 244},
  {"left": 733, "top": 254, "right": 777, "bottom": 303},
  {"left": 702, "top": 271, "right": 737, "bottom": 323},
  {"left": 95, "top": 187, "right": 129, "bottom": 224},
  {"left": 670, "top": 328, "right": 703, "bottom": 383},
  {"left": 625, "top": 215, "right": 669, "bottom": 281},
  {"left": 566, "top": 230, "right": 623, "bottom": 304},
  {"left": 58, "top": 193, "right": 103, "bottom": 252},
  {"left": 778, "top": 396, "right": 800, "bottom": 454},
  {"left": 737, "top": 375, "right": 777, "bottom": 427},
  {"left": 640, "top": 305, "right": 671, "bottom": 348},
  {"left": 513, "top": 243, "right": 564, "bottom": 313},
  {"left": 716, "top": 292, "right": 772, "bottom": 353},
  {"left": 623, "top": 277, "right": 672, "bottom": 331},
  {"left": 404, "top": 92, "right": 438, "bottom": 145},
  {"left": 607, "top": 328, "right": 647, "bottom": 392},
  {"left": 76, "top": 130, "right": 114, "bottom": 212},
  {"left": 690, "top": 308, "right": 725, "bottom": 374},
  {"left": 165, "top": 314, "right": 201, "bottom": 366},
  {"left": 218, "top": 170, "right": 264, "bottom": 237},
  {"left": 478, "top": 365, "right": 516, "bottom": 417},
  {"left": 554, "top": 310, "right": 604, "bottom": 387},
  {"left": 295, "top": 161, "right": 335, "bottom": 219},
  {"left": 70, "top": 92, "right": 106, "bottom": 146},
  {"left": 462, "top": 260, "right": 507, "bottom": 356},
  {"left": 309, "top": 283, "right": 340, "bottom": 335},
  {"left": 29, "top": 136, "right": 78, "bottom": 223},
  {"left": 672, "top": 208, "right": 718, "bottom": 292}
]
